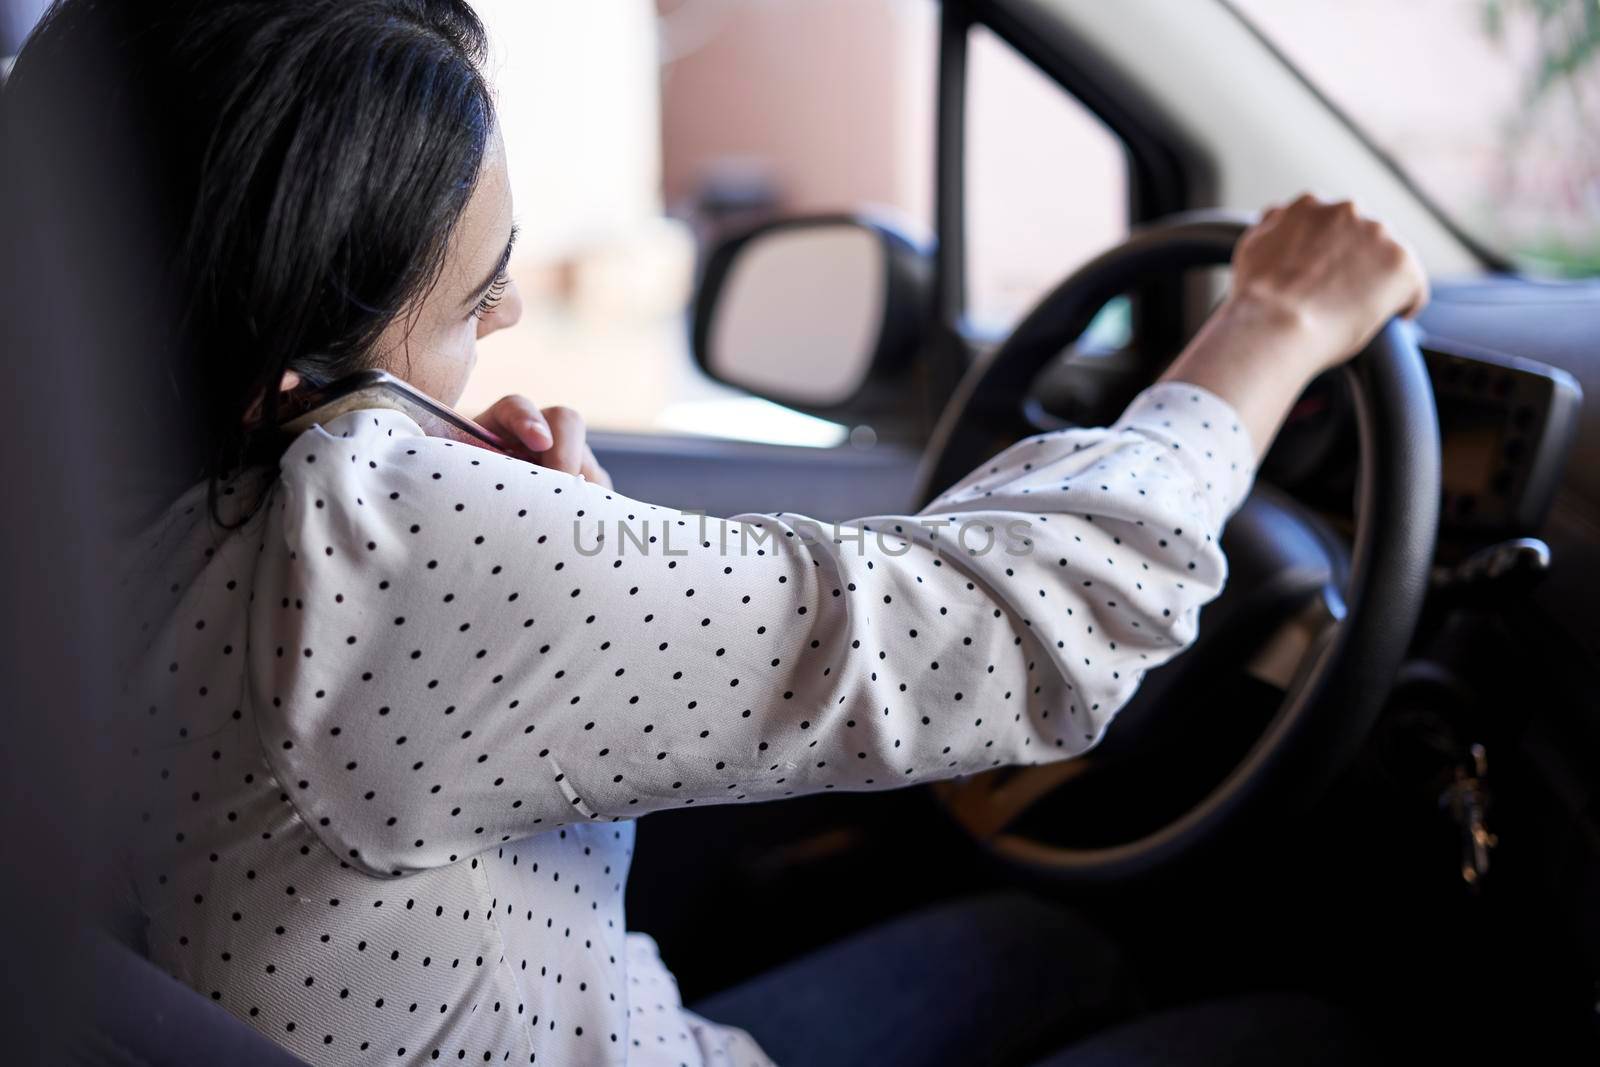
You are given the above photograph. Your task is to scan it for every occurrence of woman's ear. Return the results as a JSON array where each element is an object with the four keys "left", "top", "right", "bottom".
[{"left": 279, "top": 370, "right": 302, "bottom": 392}]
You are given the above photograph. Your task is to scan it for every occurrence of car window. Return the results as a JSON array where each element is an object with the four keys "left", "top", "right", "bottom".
[
  {"left": 1229, "top": 0, "right": 1600, "bottom": 278},
  {"left": 964, "top": 25, "right": 1131, "bottom": 333},
  {"left": 462, "top": 0, "right": 937, "bottom": 447}
]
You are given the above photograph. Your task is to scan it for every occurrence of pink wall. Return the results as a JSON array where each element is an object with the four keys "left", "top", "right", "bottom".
[
  {"left": 658, "top": 0, "right": 933, "bottom": 222},
  {"left": 657, "top": 1, "right": 1130, "bottom": 325}
]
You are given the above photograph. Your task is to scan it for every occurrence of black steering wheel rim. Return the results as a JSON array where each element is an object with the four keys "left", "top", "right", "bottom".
[{"left": 921, "top": 212, "right": 1442, "bottom": 882}]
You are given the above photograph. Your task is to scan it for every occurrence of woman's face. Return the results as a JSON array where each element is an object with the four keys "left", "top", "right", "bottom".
[{"left": 369, "top": 125, "right": 522, "bottom": 406}]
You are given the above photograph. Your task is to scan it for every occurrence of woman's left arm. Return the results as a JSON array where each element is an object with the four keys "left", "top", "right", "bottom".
[
  {"left": 251, "top": 384, "right": 1250, "bottom": 877},
  {"left": 249, "top": 193, "right": 1423, "bottom": 879}
]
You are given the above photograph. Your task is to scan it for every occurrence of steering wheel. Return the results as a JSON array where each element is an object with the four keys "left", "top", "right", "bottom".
[{"left": 919, "top": 213, "right": 1440, "bottom": 883}]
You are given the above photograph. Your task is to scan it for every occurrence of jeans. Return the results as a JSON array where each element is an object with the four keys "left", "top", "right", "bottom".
[{"left": 692, "top": 892, "right": 1380, "bottom": 1067}]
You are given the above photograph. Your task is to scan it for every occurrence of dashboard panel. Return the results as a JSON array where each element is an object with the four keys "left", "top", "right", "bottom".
[
  {"left": 1263, "top": 334, "right": 1583, "bottom": 545},
  {"left": 1423, "top": 337, "right": 1583, "bottom": 534}
]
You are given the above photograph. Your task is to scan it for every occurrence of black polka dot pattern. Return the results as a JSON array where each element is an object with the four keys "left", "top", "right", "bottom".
[{"left": 121, "top": 383, "right": 1254, "bottom": 1065}]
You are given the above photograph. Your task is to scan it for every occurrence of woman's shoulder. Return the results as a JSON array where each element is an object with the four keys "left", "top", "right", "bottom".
[
  {"left": 279, "top": 406, "right": 514, "bottom": 526},
  {"left": 272, "top": 406, "right": 643, "bottom": 571},
  {"left": 278, "top": 406, "right": 430, "bottom": 468},
  {"left": 278, "top": 406, "right": 523, "bottom": 499}
]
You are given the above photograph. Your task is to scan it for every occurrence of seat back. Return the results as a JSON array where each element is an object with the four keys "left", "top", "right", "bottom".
[{"left": 84, "top": 932, "right": 309, "bottom": 1066}]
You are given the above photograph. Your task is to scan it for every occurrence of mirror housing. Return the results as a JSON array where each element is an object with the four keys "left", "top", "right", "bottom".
[{"left": 691, "top": 214, "right": 932, "bottom": 414}]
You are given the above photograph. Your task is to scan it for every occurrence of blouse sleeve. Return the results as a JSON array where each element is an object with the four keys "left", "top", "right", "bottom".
[{"left": 251, "top": 381, "right": 1255, "bottom": 876}]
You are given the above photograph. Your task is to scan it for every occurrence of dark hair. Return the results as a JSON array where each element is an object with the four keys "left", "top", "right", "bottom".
[{"left": 3, "top": 0, "right": 494, "bottom": 513}]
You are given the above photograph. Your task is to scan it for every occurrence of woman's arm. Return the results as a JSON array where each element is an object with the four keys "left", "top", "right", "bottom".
[
  {"left": 253, "top": 386, "right": 1245, "bottom": 876},
  {"left": 1163, "top": 194, "right": 1429, "bottom": 456},
  {"left": 251, "top": 195, "right": 1425, "bottom": 878}
]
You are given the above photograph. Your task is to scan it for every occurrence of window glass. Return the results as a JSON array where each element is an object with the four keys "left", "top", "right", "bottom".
[
  {"left": 462, "top": 0, "right": 936, "bottom": 445},
  {"left": 1230, "top": 0, "right": 1600, "bottom": 277},
  {"left": 964, "top": 25, "right": 1130, "bottom": 331}
]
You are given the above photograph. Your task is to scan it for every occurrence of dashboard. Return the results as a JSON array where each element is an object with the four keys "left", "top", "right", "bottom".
[
  {"left": 1426, "top": 338, "right": 1581, "bottom": 533},
  {"left": 1266, "top": 332, "right": 1582, "bottom": 547}
]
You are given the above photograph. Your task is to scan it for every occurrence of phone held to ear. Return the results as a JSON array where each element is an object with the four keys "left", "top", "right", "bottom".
[{"left": 276, "top": 370, "right": 508, "bottom": 454}]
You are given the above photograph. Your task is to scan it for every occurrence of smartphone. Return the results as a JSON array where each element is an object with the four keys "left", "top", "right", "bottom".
[{"left": 276, "top": 370, "right": 509, "bottom": 454}]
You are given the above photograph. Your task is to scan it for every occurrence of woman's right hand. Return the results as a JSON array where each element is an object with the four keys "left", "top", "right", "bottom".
[
  {"left": 1161, "top": 193, "right": 1430, "bottom": 458},
  {"left": 1230, "top": 193, "right": 1429, "bottom": 376}
]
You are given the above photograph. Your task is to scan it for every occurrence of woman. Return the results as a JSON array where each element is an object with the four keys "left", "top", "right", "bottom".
[{"left": 7, "top": 1, "right": 1425, "bottom": 1065}]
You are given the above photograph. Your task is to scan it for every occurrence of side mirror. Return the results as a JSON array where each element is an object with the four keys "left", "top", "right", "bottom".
[{"left": 692, "top": 215, "right": 931, "bottom": 412}]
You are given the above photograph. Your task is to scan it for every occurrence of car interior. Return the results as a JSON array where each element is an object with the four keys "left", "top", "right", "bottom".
[{"left": 1, "top": 0, "right": 1596, "bottom": 1063}]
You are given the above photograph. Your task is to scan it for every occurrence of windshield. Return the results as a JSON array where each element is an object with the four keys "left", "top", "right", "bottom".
[{"left": 1230, "top": 0, "right": 1600, "bottom": 278}]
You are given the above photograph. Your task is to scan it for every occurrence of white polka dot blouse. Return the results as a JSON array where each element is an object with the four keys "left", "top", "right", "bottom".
[{"left": 121, "top": 382, "right": 1255, "bottom": 1066}]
